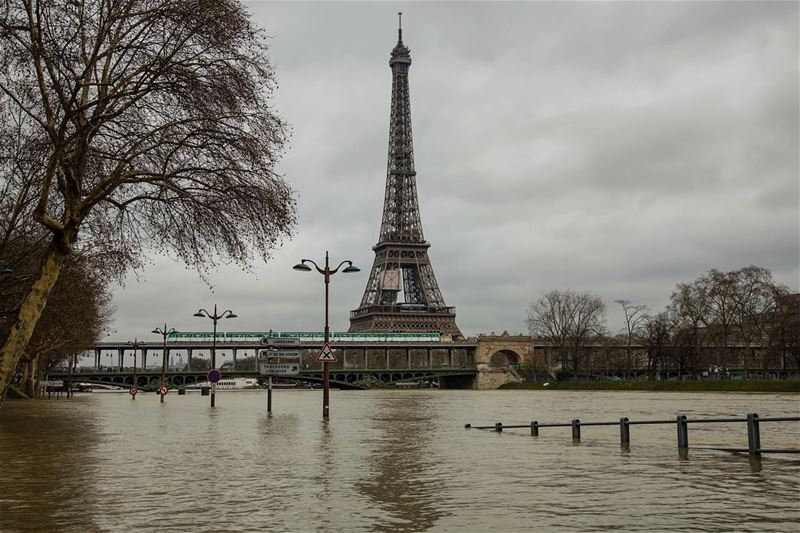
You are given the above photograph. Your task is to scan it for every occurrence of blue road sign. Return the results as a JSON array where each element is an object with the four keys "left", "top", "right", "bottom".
[{"left": 207, "top": 369, "right": 221, "bottom": 384}]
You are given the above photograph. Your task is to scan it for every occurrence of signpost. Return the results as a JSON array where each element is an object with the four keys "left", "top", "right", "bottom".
[
  {"left": 207, "top": 368, "right": 221, "bottom": 400},
  {"left": 259, "top": 347, "right": 300, "bottom": 414},
  {"left": 130, "top": 386, "right": 138, "bottom": 397},
  {"left": 261, "top": 336, "right": 300, "bottom": 347},
  {"left": 158, "top": 385, "right": 169, "bottom": 397},
  {"left": 259, "top": 363, "right": 300, "bottom": 375},
  {"left": 316, "top": 342, "right": 337, "bottom": 363},
  {"left": 259, "top": 349, "right": 300, "bottom": 358}
]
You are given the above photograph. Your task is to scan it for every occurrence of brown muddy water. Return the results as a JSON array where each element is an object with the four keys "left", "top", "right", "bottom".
[{"left": 0, "top": 390, "right": 798, "bottom": 532}]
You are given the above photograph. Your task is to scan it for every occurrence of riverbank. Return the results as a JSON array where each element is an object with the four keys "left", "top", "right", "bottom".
[{"left": 500, "top": 379, "right": 800, "bottom": 393}]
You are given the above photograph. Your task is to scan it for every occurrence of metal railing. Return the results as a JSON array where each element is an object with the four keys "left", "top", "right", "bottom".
[{"left": 465, "top": 413, "right": 800, "bottom": 456}]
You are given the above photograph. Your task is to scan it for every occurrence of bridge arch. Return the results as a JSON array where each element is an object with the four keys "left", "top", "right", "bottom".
[{"left": 489, "top": 349, "right": 521, "bottom": 367}]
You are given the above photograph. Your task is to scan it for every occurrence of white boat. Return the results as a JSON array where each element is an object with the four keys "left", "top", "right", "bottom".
[{"left": 187, "top": 378, "right": 260, "bottom": 390}]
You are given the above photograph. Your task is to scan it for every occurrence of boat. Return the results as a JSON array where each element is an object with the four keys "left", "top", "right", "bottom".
[{"left": 186, "top": 377, "right": 260, "bottom": 390}]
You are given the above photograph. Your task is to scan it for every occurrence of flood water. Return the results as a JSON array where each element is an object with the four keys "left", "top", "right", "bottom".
[{"left": 0, "top": 390, "right": 798, "bottom": 532}]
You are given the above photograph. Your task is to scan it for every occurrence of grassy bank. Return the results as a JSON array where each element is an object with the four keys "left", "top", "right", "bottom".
[{"left": 500, "top": 379, "right": 800, "bottom": 393}]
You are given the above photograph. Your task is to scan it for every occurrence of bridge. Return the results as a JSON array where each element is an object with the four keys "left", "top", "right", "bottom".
[
  {"left": 68, "top": 331, "right": 535, "bottom": 389},
  {"left": 49, "top": 366, "right": 479, "bottom": 390}
]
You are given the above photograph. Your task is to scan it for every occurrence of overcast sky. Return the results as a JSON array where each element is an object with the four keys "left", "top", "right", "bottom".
[{"left": 106, "top": 1, "right": 799, "bottom": 342}]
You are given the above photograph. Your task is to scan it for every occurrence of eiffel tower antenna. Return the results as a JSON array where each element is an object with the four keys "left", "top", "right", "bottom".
[{"left": 349, "top": 19, "right": 462, "bottom": 338}]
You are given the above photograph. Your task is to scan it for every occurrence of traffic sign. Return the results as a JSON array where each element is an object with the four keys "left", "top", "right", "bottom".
[
  {"left": 129, "top": 387, "right": 138, "bottom": 396},
  {"left": 261, "top": 337, "right": 301, "bottom": 346},
  {"left": 259, "top": 349, "right": 300, "bottom": 358},
  {"left": 207, "top": 368, "right": 221, "bottom": 383},
  {"left": 260, "top": 363, "right": 300, "bottom": 376},
  {"left": 158, "top": 385, "right": 169, "bottom": 396},
  {"left": 315, "top": 343, "right": 337, "bottom": 363}
]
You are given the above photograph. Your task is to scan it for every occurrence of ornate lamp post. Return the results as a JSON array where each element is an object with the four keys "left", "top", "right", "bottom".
[
  {"left": 128, "top": 338, "right": 142, "bottom": 399},
  {"left": 152, "top": 324, "right": 176, "bottom": 403},
  {"left": 293, "top": 251, "right": 359, "bottom": 420},
  {"left": 193, "top": 305, "right": 237, "bottom": 407}
]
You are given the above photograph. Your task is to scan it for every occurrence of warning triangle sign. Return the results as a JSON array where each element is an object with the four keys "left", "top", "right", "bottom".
[{"left": 316, "top": 342, "right": 337, "bottom": 363}]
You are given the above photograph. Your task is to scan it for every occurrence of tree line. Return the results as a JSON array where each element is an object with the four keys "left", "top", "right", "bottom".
[
  {"left": 0, "top": 1, "right": 295, "bottom": 399},
  {"left": 527, "top": 266, "right": 798, "bottom": 378}
]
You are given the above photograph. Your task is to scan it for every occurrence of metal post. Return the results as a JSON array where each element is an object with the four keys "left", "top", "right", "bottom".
[
  {"left": 620, "top": 417, "right": 630, "bottom": 447},
  {"left": 131, "top": 348, "right": 137, "bottom": 400},
  {"left": 677, "top": 415, "right": 689, "bottom": 450},
  {"left": 211, "top": 305, "right": 217, "bottom": 408},
  {"left": 572, "top": 419, "right": 581, "bottom": 441},
  {"left": 187, "top": 348, "right": 192, "bottom": 371},
  {"left": 323, "top": 252, "right": 330, "bottom": 420},
  {"left": 531, "top": 421, "right": 539, "bottom": 436},
  {"left": 495, "top": 422, "right": 503, "bottom": 432},
  {"left": 747, "top": 413, "right": 761, "bottom": 456},
  {"left": 157, "top": 324, "right": 173, "bottom": 404},
  {"left": 267, "top": 376, "right": 273, "bottom": 413}
]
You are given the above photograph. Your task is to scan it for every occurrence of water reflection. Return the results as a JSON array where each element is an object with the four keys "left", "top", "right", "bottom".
[
  {"left": 0, "top": 400, "right": 101, "bottom": 532},
  {"left": 356, "top": 394, "right": 449, "bottom": 532}
]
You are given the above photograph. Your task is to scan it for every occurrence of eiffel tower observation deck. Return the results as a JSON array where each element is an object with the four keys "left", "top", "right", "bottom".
[{"left": 349, "top": 15, "right": 462, "bottom": 338}]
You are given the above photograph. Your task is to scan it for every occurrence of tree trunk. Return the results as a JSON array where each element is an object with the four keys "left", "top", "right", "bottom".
[
  {"left": 25, "top": 356, "right": 38, "bottom": 398},
  {"left": 0, "top": 244, "right": 66, "bottom": 398}
]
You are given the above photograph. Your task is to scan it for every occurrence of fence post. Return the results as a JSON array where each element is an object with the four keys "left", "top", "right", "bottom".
[
  {"left": 620, "top": 417, "right": 630, "bottom": 447},
  {"left": 676, "top": 415, "right": 689, "bottom": 451},
  {"left": 495, "top": 422, "right": 503, "bottom": 433},
  {"left": 531, "top": 421, "right": 539, "bottom": 436},
  {"left": 747, "top": 413, "right": 761, "bottom": 456},
  {"left": 571, "top": 419, "right": 581, "bottom": 441}
]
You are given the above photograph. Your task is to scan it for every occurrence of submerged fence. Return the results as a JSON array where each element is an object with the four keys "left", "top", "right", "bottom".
[{"left": 465, "top": 414, "right": 800, "bottom": 456}]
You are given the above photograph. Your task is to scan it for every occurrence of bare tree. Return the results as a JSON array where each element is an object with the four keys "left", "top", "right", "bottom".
[
  {"left": 730, "top": 266, "right": 788, "bottom": 373},
  {"left": 669, "top": 280, "right": 714, "bottom": 377},
  {"left": 0, "top": 0, "right": 296, "bottom": 395},
  {"left": 527, "top": 289, "right": 606, "bottom": 374},
  {"left": 697, "top": 269, "right": 739, "bottom": 369},
  {"left": 641, "top": 312, "right": 674, "bottom": 379},
  {"left": 614, "top": 299, "right": 648, "bottom": 375}
]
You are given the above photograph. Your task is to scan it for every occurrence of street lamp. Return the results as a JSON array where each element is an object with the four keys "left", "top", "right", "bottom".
[
  {"left": 127, "top": 338, "right": 143, "bottom": 399},
  {"left": 293, "top": 251, "right": 359, "bottom": 420},
  {"left": 152, "top": 324, "right": 176, "bottom": 403},
  {"left": 193, "top": 304, "right": 237, "bottom": 407}
]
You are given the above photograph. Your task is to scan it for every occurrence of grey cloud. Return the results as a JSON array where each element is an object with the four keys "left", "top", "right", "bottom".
[{"left": 104, "top": 1, "right": 798, "bottom": 344}]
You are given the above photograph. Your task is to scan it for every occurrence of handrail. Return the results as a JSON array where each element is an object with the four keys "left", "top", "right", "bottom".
[{"left": 465, "top": 414, "right": 800, "bottom": 457}]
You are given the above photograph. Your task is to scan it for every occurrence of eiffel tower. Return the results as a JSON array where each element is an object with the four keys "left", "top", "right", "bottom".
[{"left": 349, "top": 15, "right": 462, "bottom": 338}]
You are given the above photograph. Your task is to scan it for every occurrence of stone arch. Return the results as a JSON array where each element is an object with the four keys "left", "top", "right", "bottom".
[{"left": 489, "top": 349, "right": 521, "bottom": 367}]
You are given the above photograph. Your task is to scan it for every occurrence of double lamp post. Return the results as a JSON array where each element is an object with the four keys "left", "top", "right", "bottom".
[
  {"left": 294, "top": 251, "right": 359, "bottom": 420},
  {"left": 152, "top": 324, "right": 176, "bottom": 403},
  {"left": 194, "top": 305, "right": 237, "bottom": 407}
]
